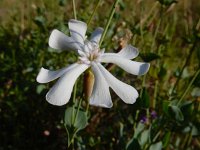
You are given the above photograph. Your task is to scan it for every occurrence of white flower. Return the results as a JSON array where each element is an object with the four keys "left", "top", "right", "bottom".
[{"left": 36, "top": 19, "right": 150, "bottom": 108}]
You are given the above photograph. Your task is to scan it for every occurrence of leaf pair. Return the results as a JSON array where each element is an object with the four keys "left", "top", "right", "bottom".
[{"left": 64, "top": 106, "right": 88, "bottom": 147}]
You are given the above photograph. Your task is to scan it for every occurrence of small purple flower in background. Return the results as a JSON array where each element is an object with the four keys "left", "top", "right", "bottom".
[
  {"left": 140, "top": 116, "right": 148, "bottom": 124},
  {"left": 140, "top": 110, "right": 157, "bottom": 124},
  {"left": 150, "top": 110, "right": 157, "bottom": 119}
]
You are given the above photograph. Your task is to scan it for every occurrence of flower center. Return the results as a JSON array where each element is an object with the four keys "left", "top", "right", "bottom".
[
  {"left": 88, "top": 49, "right": 99, "bottom": 61},
  {"left": 78, "top": 41, "right": 103, "bottom": 65}
]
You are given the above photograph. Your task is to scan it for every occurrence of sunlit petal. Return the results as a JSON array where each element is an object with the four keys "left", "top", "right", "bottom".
[
  {"left": 46, "top": 63, "right": 89, "bottom": 106},
  {"left": 100, "top": 53, "right": 150, "bottom": 75},
  {"left": 90, "top": 63, "right": 113, "bottom": 108},
  {"left": 49, "top": 29, "right": 82, "bottom": 51},
  {"left": 36, "top": 64, "right": 78, "bottom": 83},
  {"left": 97, "top": 63, "right": 139, "bottom": 104},
  {"left": 90, "top": 27, "right": 103, "bottom": 44},
  {"left": 68, "top": 19, "right": 87, "bottom": 44},
  {"left": 118, "top": 44, "right": 139, "bottom": 59}
]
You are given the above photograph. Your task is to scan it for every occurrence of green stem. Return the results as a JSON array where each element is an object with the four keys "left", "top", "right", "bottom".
[
  {"left": 151, "top": 18, "right": 161, "bottom": 52},
  {"left": 153, "top": 130, "right": 161, "bottom": 142},
  {"left": 171, "top": 41, "right": 197, "bottom": 95},
  {"left": 196, "top": 18, "right": 200, "bottom": 30},
  {"left": 141, "top": 1, "right": 159, "bottom": 27},
  {"left": 73, "top": 98, "right": 83, "bottom": 125},
  {"left": 152, "top": 5, "right": 164, "bottom": 107},
  {"left": 153, "top": 80, "right": 158, "bottom": 108},
  {"left": 72, "top": 0, "right": 77, "bottom": 19},
  {"left": 68, "top": 133, "right": 76, "bottom": 149},
  {"left": 87, "top": 0, "right": 102, "bottom": 26},
  {"left": 140, "top": 74, "right": 146, "bottom": 98},
  {"left": 153, "top": 45, "right": 162, "bottom": 107},
  {"left": 134, "top": 110, "right": 140, "bottom": 129},
  {"left": 181, "top": 134, "right": 189, "bottom": 149},
  {"left": 99, "top": 0, "right": 120, "bottom": 47},
  {"left": 86, "top": 97, "right": 90, "bottom": 116},
  {"left": 139, "top": 0, "right": 144, "bottom": 45},
  {"left": 72, "top": 81, "right": 77, "bottom": 124},
  {"left": 178, "top": 68, "right": 200, "bottom": 105},
  {"left": 73, "top": 81, "right": 77, "bottom": 103}
]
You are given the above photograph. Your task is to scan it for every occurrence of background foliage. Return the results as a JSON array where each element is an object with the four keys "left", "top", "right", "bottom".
[{"left": 0, "top": 0, "right": 200, "bottom": 149}]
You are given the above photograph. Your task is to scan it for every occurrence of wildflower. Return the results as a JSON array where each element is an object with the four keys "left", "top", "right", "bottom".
[
  {"left": 140, "top": 116, "right": 148, "bottom": 124},
  {"left": 150, "top": 110, "right": 157, "bottom": 119},
  {"left": 36, "top": 19, "right": 150, "bottom": 108}
]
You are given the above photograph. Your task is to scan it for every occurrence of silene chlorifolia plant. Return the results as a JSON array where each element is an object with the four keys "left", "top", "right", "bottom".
[
  {"left": 33, "top": 0, "right": 200, "bottom": 149},
  {"left": 36, "top": 18, "right": 150, "bottom": 146},
  {"left": 36, "top": 19, "right": 150, "bottom": 107}
]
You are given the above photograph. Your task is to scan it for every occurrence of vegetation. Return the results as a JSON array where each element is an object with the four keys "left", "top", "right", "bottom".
[{"left": 0, "top": 0, "right": 200, "bottom": 149}]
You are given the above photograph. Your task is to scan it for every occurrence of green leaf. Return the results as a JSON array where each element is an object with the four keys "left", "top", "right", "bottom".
[
  {"left": 191, "top": 87, "right": 200, "bottom": 97},
  {"left": 139, "top": 129, "right": 150, "bottom": 147},
  {"left": 64, "top": 106, "right": 88, "bottom": 131},
  {"left": 193, "top": 74, "right": 200, "bottom": 87},
  {"left": 162, "top": 100, "right": 170, "bottom": 115},
  {"left": 126, "top": 138, "right": 141, "bottom": 150},
  {"left": 158, "top": 65, "right": 167, "bottom": 79},
  {"left": 119, "top": 0, "right": 126, "bottom": 10},
  {"left": 191, "top": 124, "right": 199, "bottom": 136},
  {"left": 34, "top": 16, "right": 46, "bottom": 28},
  {"left": 182, "top": 67, "right": 191, "bottom": 79},
  {"left": 182, "top": 126, "right": 191, "bottom": 133},
  {"left": 36, "top": 85, "right": 46, "bottom": 94},
  {"left": 197, "top": 44, "right": 200, "bottom": 63},
  {"left": 180, "top": 101, "right": 193, "bottom": 118},
  {"left": 134, "top": 123, "right": 145, "bottom": 138},
  {"left": 140, "top": 52, "right": 160, "bottom": 62},
  {"left": 169, "top": 105, "right": 184, "bottom": 121},
  {"left": 150, "top": 141, "right": 162, "bottom": 150},
  {"left": 180, "top": 101, "right": 193, "bottom": 107},
  {"left": 149, "top": 67, "right": 159, "bottom": 78},
  {"left": 58, "top": 0, "right": 67, "bottom": 6},
  {"left": 158, "top": 0, "right": 177, "bottom": 6},
  {"left": 64, "top": 106, "right": 88, "bottom": 147},
  {"left": 163, "top": 131, "right": 171, "bottom": 148},
  {"left": 141, "top": 88, "right": 150, "bottom": 108}
]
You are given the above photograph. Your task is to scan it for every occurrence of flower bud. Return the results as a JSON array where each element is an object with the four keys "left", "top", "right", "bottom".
[{"left": 84, "top": 70, "right": 94, "bottom": 100}]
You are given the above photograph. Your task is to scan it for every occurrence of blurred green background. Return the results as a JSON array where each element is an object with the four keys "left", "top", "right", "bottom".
[{"left": 0, "top": 0, "right": 200, "bottom": 149}]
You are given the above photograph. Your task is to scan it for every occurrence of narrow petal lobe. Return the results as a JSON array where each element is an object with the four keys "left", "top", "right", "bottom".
[
  {"left": 90, "top": 27, "right": 103, "bottom": 44},
  {"left": 46, "top": 63, "right": 89, "bottom": 106},
  {"left": 100, "top": 53, "right": 150, "bottom": 75},
  {"left": 36, "top": 64, "right": 78, "bottom": 83},
  {"left": 118, "top": 45, "right": 139, "bottom": 59},
  {"left": 49, "top": 29, "right": 82, "bottom": 51},
  {"left": 90, "top": 63, "right": 113, "bottom": 108},
  {"left": 97, "top": 63, "right": 139, "bottom": 104},
  {"left": 68, "top": 19, "right": 87, "bottom": 44}
]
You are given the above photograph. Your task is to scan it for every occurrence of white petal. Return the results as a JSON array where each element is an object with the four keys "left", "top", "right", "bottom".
[
  {"left": 90, "top": 27, "right": 103, "bottom": 44},
  {"left": 36, "top": 64, "right": 78, "bottom": 83},
  {"left": 49, "top": 29, "right": 82, "bottom": 51},
  {"left": 90, "top": 63, "right": 113, "bottom": 108},
  {"left": 97, "top": 63, "right": 138, "bottom": 104},
  {"left": 100, "top": 53, "right": 150, "bottom": 75},
  {"left": 68, "top": 19, "right": 87, "bottom": 44},
  {"left": 78, "top": 49, "right": 87, "bottom": 57},
  {"left": 118, "top": 45, "right": 139, "bottom": 59},
  {"left": 46, "top": 63, "right": 89, "bottom": 106}
]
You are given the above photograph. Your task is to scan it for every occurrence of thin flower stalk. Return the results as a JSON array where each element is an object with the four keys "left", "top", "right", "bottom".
[
  {"left": 178, "top": 68, "right": 200, "bottom": 105},
  {"left": 171, "top": 40, "right": 197, "bottom": 96},
  {"left": 87, "top": 0, "right": 102, "bottom": 26},
  {"left": 72, "top": 0, "right": 77, "bottom": 20},
  {"left": 99, "top": 0, "right": 120, "bottom": 46}
]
